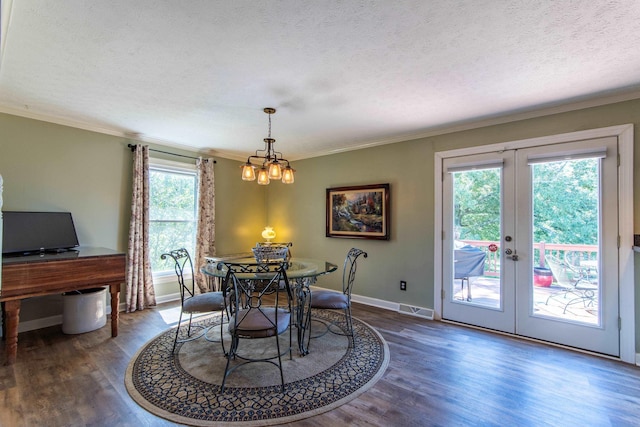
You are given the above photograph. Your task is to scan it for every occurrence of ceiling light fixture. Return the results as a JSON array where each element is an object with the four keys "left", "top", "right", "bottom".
[{"left": 241, "top": 107, "right": 295, "bottom": 185}]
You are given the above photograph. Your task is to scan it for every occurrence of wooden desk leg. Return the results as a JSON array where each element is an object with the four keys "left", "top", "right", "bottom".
[
  {"left": 3, "top": 299, "right": 21, "bottom": 365},
  {"left": 1, "top": 301, "right": 5, "bottom": 341},
  {"left": 109, "top": 284, "right": 120, "bottom": 337}
]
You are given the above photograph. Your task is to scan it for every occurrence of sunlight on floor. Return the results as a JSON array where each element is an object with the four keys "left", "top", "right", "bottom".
[
  {"left": 158, "top": 306, "right": 222, "bottom": 327},
  {"left": 158, "top": 306, "right": 182, "bottom": 325}
]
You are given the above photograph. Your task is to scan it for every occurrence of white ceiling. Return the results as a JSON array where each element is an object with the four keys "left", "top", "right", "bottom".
[{"left": 1, "top": 0, "right": 640, "bottom": 161}]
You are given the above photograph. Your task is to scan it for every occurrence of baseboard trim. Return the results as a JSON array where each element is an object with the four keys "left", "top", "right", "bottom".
[
  {"left": 310, "top": 286, "right": 434, "bottom": 320},
  {"left": 12, "top": 294, "right": 182, "bottom": 335},
  {"left": 9, "top": 289, "right": 431, "bottom": 335},
  {"left": 17, "top": 315, "right": 63, "bottom": 334},
  {"left": 155, "top": 293, "right": 181, "bottom": 305},
  {"left": 117, "top": 292, "right": 181, "bottom": 313},
  {"left": 9, "top": 288, "right": 636, "bottom": 363},
  {"left": 15, "top": 305, "right": 114, "bottom": 334},
  {"left": 351, "top": 293, "right": 399, "bottom": 312}
]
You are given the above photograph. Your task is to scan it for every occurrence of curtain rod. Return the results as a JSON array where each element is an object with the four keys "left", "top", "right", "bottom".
[{"left": 127, "top": 144, "right": 216, "bottom": 163}]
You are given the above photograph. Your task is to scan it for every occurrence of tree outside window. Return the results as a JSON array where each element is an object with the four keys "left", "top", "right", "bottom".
[
  {"left": 453, "top": 158, "right": 598, "bottom": 246},
  {"left": 149, "top": 165, "right": 198, "bottom": 274}
]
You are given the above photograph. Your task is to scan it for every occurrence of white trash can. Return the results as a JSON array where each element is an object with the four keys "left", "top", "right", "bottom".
[{"left": 62, "top": 287, "right": 107, "bottom": 334}]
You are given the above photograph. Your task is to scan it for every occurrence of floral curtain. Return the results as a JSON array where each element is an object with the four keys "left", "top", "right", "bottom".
[
  {"left": 126, "top": 144, "right": 156, "bottom": 312},
  {"left": 194, "top": 157, "right": 216, "bottom": 293}
]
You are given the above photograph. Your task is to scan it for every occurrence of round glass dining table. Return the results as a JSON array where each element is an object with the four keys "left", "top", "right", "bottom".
[{"left": 202, "top": 255, "right": 338, "bottom": 355}]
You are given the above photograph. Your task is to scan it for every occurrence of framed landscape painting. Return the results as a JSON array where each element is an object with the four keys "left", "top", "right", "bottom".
[{"left": 326, "top": 183, "right": 390, "bottom": 240}]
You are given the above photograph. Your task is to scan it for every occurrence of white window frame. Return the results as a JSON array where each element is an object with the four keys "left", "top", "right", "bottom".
[{"left": 149, "top": 157, "right": 198, "bottom": 280}]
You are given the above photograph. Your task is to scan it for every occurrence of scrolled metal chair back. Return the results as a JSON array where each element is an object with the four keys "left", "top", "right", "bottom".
[
  {"left": 161, "top": 248, "right": 195, "bottom": 301},
  {"left": 222, "top": 261, "right": 292, "bottom": 315},
  {"left": 343, "top": 248, "right": 368, "bottom": 297}
]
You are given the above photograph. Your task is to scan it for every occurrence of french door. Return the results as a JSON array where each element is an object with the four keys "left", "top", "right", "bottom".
[{"left": 441, "top": 137, "right": 619, "bottom": 356}]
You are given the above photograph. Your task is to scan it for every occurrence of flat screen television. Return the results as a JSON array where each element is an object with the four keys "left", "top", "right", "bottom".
[{"left": 2, "top": 211, "right": 80, "bottom": 255}]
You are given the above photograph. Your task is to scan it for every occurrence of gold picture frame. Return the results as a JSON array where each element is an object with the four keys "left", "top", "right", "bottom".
[{"left": 326, "top": 183, "right": 390, "bottom": 240}]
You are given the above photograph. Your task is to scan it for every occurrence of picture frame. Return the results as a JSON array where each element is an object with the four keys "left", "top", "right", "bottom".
[{"left": 326, "top": 183, "right": 390, "bottom": 240}]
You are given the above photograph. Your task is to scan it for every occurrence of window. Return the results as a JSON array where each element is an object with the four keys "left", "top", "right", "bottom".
[{"left": 149, "top": 160, "right": 198, "bottom": 275}]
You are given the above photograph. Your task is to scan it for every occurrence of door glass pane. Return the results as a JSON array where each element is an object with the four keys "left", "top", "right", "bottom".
[
  {"left": 451, "top": 168, "right": 501, "bottom": 308},
  {"left": 531, "top": 158, "right": 600, "bottom": 326}
]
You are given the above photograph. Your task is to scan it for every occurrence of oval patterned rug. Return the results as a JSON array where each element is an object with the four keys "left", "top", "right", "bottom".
[{"left": 125, "top": 309, "right": 389, "bottom": 426}]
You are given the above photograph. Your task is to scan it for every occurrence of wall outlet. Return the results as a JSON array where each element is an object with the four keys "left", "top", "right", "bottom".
[{"left": 400, "top": 280, "right": 407, "bottom": 291}]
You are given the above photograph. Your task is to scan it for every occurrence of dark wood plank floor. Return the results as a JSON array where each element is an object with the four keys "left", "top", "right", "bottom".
[{"left": 2, "top": 301, "right": 640, "bottom": 426}]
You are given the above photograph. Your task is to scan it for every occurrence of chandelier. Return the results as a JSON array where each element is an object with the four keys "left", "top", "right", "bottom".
[{"left": 241, "top": 107, "right": 295, "bottom": 185}]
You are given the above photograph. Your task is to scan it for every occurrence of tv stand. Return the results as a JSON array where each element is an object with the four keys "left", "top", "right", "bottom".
[{"left": 1, "top": 247, "right": 125, "bottom": 365}]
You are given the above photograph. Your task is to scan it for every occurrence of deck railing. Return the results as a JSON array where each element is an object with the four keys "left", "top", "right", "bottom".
[{"left": 459, "top": 240, "right": 598, "bottom": 276}]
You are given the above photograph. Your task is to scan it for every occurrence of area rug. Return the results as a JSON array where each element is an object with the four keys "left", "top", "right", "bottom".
[{"left": 125, "top": 309, "right": 389, "bottom": 426}]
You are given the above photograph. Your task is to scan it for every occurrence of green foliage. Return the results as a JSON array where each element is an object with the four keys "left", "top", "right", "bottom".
[
  {"left": 453, "top": 168, "right": 501, "bottom": 242},
  {"left": 150, "top": 222, "right": 197, "bottom": 272},
  {"left": 532, "top": 159, "right": 598, "bottom": 245},
  {"left": 149, "top": 169, "right": 197, "bottom": 272},
  {"left": 453, "top": 158, "right": 598, "bottom": 245},
  {"left": 150, "top": 170, "right": 197, "bottom": 221}
]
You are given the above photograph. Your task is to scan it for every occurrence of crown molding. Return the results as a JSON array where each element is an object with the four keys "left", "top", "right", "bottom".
[
  {"left": 1, "top": 88, "right": 639, "bottom": 162},
  {"left": 0, "top": 104, "right": 217, "bottom": 157},
  {"left": 289, "top": 88, "right": 640, "bottom": 161}
]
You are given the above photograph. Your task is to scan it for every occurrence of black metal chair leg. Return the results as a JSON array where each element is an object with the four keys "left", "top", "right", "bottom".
[
  {"left": 275, "top": 334, "right": 285, "bottom": 393},
  {"left": 172, "top": 309, "right": 185, "bottom": 353}
]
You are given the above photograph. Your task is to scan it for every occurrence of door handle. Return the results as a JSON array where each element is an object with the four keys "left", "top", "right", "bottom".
[{"left": 505, "top": 248, "right": 519, "bottom": 261}]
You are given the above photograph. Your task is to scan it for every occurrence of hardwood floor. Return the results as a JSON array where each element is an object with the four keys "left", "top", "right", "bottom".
[{"left": 2, "top": 301, "right": 640, "bottom": 426}]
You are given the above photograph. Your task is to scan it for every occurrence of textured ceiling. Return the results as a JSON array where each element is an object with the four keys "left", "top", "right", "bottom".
[{"left": 1, "top": 1, "right": 640, "bottom": 161}]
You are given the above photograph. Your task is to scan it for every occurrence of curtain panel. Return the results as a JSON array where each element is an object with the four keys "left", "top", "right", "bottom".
[
  {"left": 194, "top": 157, "right": 216, "bottom": 293},
  {"left": 126, "top": 144, "right": 156, "bottom": 312}
]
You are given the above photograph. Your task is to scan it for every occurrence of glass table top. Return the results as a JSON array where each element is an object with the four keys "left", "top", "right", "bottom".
[{"left": 203, "top": 254, "right": 338, "bottom": 279}]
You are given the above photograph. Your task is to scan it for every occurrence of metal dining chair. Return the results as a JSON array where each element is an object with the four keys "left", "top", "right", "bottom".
[
  {"left": 309, "top": 248, "right": 367, "bottom": 347},
  {"left": 161, "top": 248, "right": 228, "bottom": 353},
  {"left": 220, "top": 260, "right": 293, "bottom": 393}
]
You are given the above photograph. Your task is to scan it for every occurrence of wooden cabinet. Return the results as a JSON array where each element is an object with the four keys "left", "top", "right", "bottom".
[{"left": 1, "top": 247, "right": 125, "bottom": 365}]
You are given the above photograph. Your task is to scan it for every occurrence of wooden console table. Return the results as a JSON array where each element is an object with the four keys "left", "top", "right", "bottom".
[{"left": 1, "top": 247, "right": 126, "bottom": 365}]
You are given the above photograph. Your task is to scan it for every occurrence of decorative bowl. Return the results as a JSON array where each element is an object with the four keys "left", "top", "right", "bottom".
[{"left": 251, "top": 245, "right": 289, "bottom": 262}]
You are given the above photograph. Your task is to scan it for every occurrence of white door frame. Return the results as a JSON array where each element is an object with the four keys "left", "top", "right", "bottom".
[{"left": 433, "top": 124, "right": 635, "bottom": 363}]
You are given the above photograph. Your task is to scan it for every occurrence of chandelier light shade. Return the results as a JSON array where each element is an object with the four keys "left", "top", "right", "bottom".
[
  {"left": 257, "top": 167, "right": 270, "bottom": 185},
  {"left": 241, "top": 164, "right": 256, "bottom": 181},
  {"left": 281, "top": 166, "right": 295, "bottom": 184},
  {"left": 241, "top": 108, "right": 295, "bottom": 185}
]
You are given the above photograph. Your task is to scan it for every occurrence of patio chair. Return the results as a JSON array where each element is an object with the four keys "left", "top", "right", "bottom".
[
  {"left": 545, "top": 254, "right": 597, "bottom": 313},
  {"left": 564, "top": 250, "right": 599, "bottom": 282}
]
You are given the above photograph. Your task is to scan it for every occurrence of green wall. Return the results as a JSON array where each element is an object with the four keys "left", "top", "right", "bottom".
[
  {"left": 211, "top": 156, "right": 266, "bottom": 252},
  {"left": 0, "top": 114, "right": 264, "bottom": 320},
  {"left": 1, "top": 97, "right": 639, "bottom": 350},
  {"left": 268, "top": 97, "right": 640, "bottom": 351},
  {"left": 267, "top": 138, "right": 435, "bottom": 307},
  {"left": 0, "top": 115, "right": 132, "bottom": 320}
]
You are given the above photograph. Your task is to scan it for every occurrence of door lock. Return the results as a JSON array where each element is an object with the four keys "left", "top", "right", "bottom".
[{"left": 505, "top": 248, "right": 519, "bottom": 261}]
